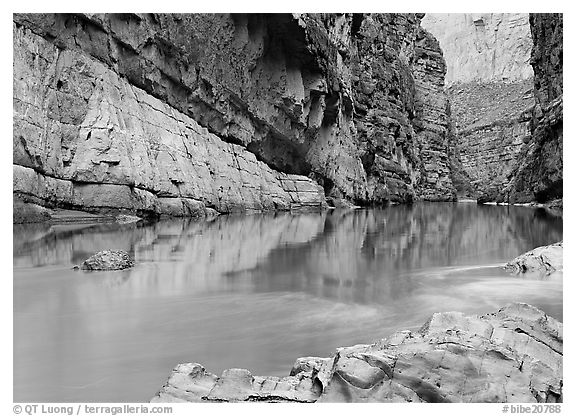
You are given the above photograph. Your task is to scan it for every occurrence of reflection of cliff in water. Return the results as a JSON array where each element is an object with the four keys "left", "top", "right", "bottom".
[
  {"left": 14, "top": 204, "right": 562, "bottom": 304},
  {"left": 237, "top": 204, "right": 562, "bottom": 303}
]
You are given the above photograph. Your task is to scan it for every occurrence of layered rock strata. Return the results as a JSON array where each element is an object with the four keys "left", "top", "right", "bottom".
[
  {"left": 152, "top": 303, "right": 562, "bottom": 403},
  {"left": 422, "top": 14, "right": 534, "bottom": 199},
  {"left": 501, "top": 14, "right": 563, "bottom": 203},
  {"left": 422, "top": 13, "right": 563, "bottom": 203},
  {"left": 448, "top": 81, "right": 533, "bottom": 199},
  {"left": 412, "top": 28, "right": 455, "bottom": 201},
  {"left": 421, "top": 14, "right": 533, "bottom": 86},
  {"left": 13, "top": 13, "right": 456, "bottom": 220},
  {"left": 13, "top": 22, "right": 325, "bottom": 217}
]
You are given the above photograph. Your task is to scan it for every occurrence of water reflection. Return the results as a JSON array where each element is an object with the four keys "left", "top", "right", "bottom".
[{"left": 13, "top": 204, "right": 562, "bottom": 402}]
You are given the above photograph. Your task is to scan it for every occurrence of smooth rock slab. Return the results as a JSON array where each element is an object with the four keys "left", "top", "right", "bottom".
[
  {"left": 151, "top": 303, "right": 562, "bottom": 403},
  {"left": 79, "top": 250, "right": 134, "bottom": 271},
  {"left": 505, "top": 241, "right": 563, "bottom": 275}
]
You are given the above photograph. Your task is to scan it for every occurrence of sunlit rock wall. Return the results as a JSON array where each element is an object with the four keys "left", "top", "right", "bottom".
[{"left": 421, "top": 13, "right": 532, "bottom": 86}]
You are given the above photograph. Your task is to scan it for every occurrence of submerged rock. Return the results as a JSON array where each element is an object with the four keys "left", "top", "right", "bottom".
[
  {"left": 115, "top": 215, "right": 142, "bottom": 224},
  {"left": 505, "top": 242, "right": 563, "bottom": 275},
  {"left": 151, "top": 303, "right": 562, "bottom": 403},
  {"left": 79, "top": 250, "right": 134, "bottom": 271}
]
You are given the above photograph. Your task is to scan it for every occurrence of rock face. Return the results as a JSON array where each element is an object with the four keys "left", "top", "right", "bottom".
[
  {"left": 421, "top": 14, "right": 532, "bottom": 86},
  {"left": 152, "top": 303, "right": 562, "bottom": 403},
  {"left": 422, "top": 14, "right": 562, "bottom": 203},
  {"left": 501, "top": 14, "right": 563, "bottom": 203},
  {"left": 13, "top": 13, "right": 456, "bottom": 221},
  {"left": 448, "top": 81, "right": 534, "bottom": 200},
  {"left": 505, "top": 242, "right": 562, "bottom": 276},
  {"left": 79, "top": 250, "right": 134, "bottom": 271},
  {"left": 422, "top": 14, "right": 534, "bottom": 199},
  {"left": 345, "top": 15, "right": 456, "bottom": 203},
  {"left": 412, "top": 28, "right": 456, "bottom": 201}
]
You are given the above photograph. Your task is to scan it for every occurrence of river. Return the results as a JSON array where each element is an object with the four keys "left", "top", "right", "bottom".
[{"left": 13, "top": 203, "right": 563, "bottom": 402}]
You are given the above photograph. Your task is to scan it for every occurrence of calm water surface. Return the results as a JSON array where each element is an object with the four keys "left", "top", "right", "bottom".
[{"left": 13, "top": 203, "right": 563, "bottom": 402}]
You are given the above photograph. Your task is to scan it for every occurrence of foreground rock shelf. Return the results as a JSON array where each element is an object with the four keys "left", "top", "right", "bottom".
[{"left": 151, "top": 303, "right": 562, "bottom": 403}]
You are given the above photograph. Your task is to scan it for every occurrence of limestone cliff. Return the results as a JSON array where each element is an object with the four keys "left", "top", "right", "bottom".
[
  {"left": 422, "top": 14, "right": 535, "bottom": 200},
  {"left": 422, "top": 13, "right": 562, "bottom": 204},
  {"left": 13, "top": 13, "right": 456, "bottom": 220},
  {"left": 412, "top": 27, "right": 455, "bottom": 201},
  {"left": 447, "top": 80, "right": 534, "bottom": 199},
  {"left": 421, "top": 14, "right": 532, "bottom": 86},
  {"left": 502, "top": 14, "right": 563, "bottom": 203}
]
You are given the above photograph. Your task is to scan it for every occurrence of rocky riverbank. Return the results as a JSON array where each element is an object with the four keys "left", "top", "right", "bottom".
[{"left": 151, "top": 303, "right": 562, "bottom": 403}]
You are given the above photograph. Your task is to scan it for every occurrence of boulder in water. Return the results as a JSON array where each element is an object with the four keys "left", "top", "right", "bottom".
[
  {"left": 505, "top": 241, "right": 562, "bottom": 275},
  {"left": 79, "top": 250, "right": 134, "bottom": 271}
]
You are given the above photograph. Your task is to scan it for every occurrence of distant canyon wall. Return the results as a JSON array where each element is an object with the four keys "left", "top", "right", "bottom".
[
  {"left": 422, "top": 13, "right": 534, "bottom": 200},
  {"left": 13, "top": 13, "right": 457, "bottom": 221},
  {"left": 422, "top": 13, "right": 562, "bottom": 204},
  {"left": 421, "top": 13, "right": 532, "bottom": 86}
]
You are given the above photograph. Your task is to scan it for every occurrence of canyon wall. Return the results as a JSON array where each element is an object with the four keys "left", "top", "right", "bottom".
[
  {"left": 13, "top": 13, "right": 456, "bottom": 221},
  {"left": 501, "top": 14, "right": 563, "bottom": 203},
  {"left": 447, "top": 80, "right": 533, "bottom": 199},
  {"left": 421, "top": 14, "right": 532, "bottom": 86},
  {"left": 422, "top": 13, "right": 563, "bottom": 204},
  {"left": 422, "top": 14, "right": 534, "bottom": 199}
]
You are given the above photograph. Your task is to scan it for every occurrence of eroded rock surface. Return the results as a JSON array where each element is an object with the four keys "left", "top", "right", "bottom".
[
  {"left": 502, "top": 14, "right": 563, "bottom": 204},
  {"left": 449, "top": 81, "right": 533, "bottom": 200},
  {"left": 79, "top": 250, "right": 134, "bottom": 271},
  {"left": 152, "top": 303, "right": 562, "bottom": 403},
  {"left": 421, "top": 14, "right": 532, "bottom": 86},
  {"left": 422, "top": 13, "right": 562, "bottom": 204},
  {"left": 412, "top": 28, "right": 456, "bottom": 201},
  {"left": 505, "top": 242, "right": 563, "bottom": 276},
  {"left": 13, "top": 13, "right": 457, "bottom": 222},
  {"left": 13, "top": 21, "right": 326, "bottom": 217},
  {"left": 422, "top": 14, "right": 534, "bottom": 200}
]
